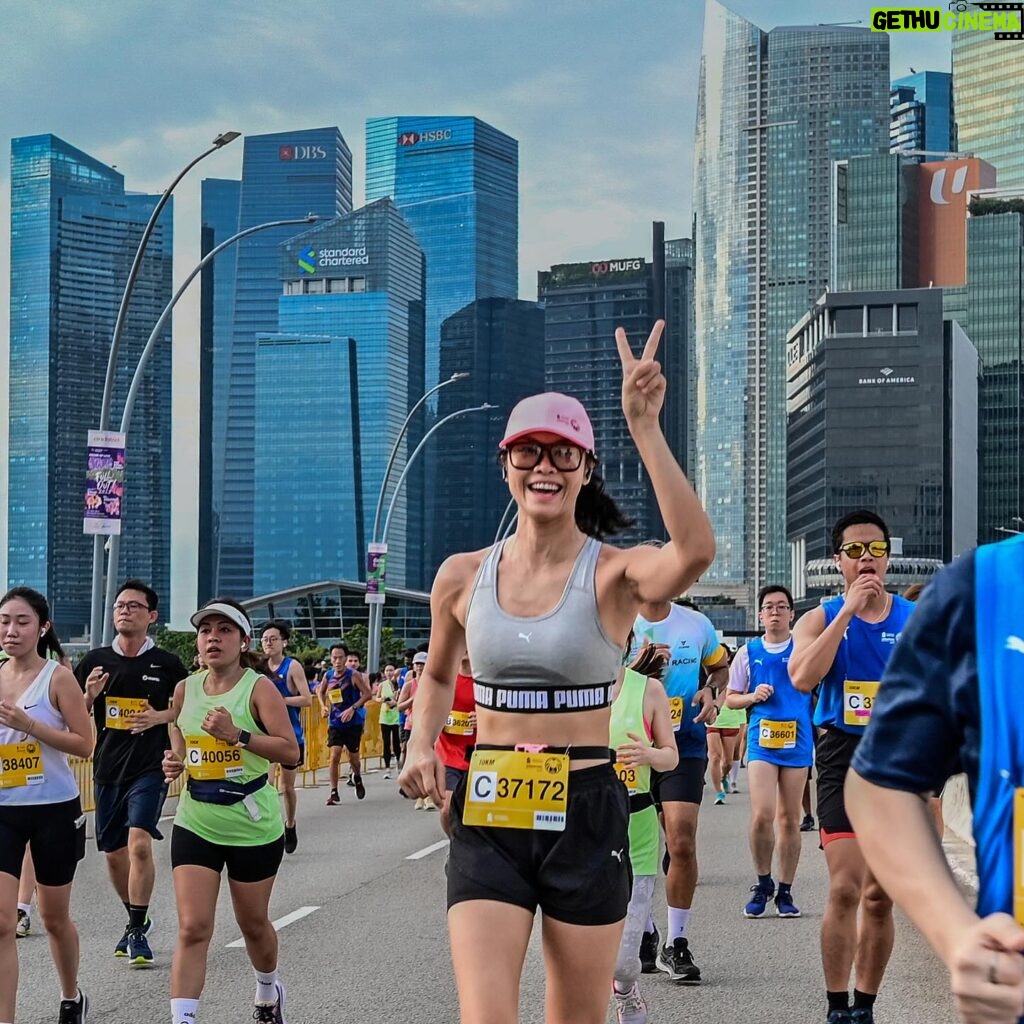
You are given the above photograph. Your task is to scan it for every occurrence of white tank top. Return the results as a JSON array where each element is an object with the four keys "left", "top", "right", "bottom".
[{"left": 0, "top": 660, "right": 80, "bottom": 805}]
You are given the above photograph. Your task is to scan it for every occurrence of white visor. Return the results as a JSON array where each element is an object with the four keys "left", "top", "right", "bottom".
[{"left": 190, "top": 602, "right": 252, "bottom": 637}]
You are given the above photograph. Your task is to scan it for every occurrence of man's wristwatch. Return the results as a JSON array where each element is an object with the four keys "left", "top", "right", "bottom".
[{"left": 234, "top": 729, "right": 252, "bottom": 748}]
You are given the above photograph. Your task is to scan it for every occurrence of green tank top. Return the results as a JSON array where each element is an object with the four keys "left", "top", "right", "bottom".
[
  {"left": 710, "top": 702, "right": 747, "bottom": 730},
  {"left": 378, "top": 679, "right": 400, "bottom": 727},
  {"left": 610, "top": 668, "right": 652, "bottom": 796},
  {"left": 174, "top": 668, "right": 283, "bottom": 847}
]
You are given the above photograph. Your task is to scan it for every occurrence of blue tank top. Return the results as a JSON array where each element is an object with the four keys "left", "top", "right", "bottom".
[
  {"left": 814, "top": 594, "right": 915, "bottom": 734},
  {"left": 746, "top": 638, "right": 813, "bottom": 767},
  {"left": 325, "top": 668, "right": 365, "bottom": 727},
  {"left": 268, "top": 657, "right": 303, "bottom": 740},
  {"left": 974, "top": 534, "right": 1024, "bottom": 920}
]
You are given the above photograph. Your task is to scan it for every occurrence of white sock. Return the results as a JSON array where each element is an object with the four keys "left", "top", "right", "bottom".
[
  {"left": 60, "top": 989, "right": 81, "bottom": 1003},
  {"left": 730, "top": 762, "right": 740, "bottom": 783},
  {"left": 254, "top": 968, "right": 279, "bottom": 1004},
  {"left": 17, "top": 902, "right": 31, "bottom": 915},
  {"left": 667, "top": 906, "right": 690, "bottom": 941},
  {"left": 171, "top": 997, "right": 199, "bottom": 1023}
]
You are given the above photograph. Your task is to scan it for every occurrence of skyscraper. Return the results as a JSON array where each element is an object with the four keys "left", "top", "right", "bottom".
[
  {"left": 890, "top": 71, "right": 954, "bottom": 158},
  {"left": 364, "top": 116, "right": 518, "bottom": 393},
  {"left": 208, "top": 128, "right": 352, "bottom": 598},
  {"left": 428, "top": 298, "right": 545, "bottom": 577},
  {"left": 8, "top": 135, "right": 173, "bottom": 634},
  {"left": 966, "top": 197, "right": 1024, "bottom": 541},
  {"left": 252, "top": 198, "right": 425, "bottom": 593},
  {"left": 954, "top": 32, "right": 1024, "bottom": 188},
  {"left": 693, "top": 0, "right": 890, "bottom": 618},
  {"left": 662, "top": 233, "right": 696, "bottom": 476},
  {"left": 198, "top": 178, "right": 240, "bottom": 604},
  {"left": 539, "top": 257, "right": 662, "bottom": 544}
]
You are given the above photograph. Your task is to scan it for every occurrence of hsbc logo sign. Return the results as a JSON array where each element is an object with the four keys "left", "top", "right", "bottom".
[
  {"left": 398, "top": 129, "right": 453, "bottom": 147},
  {"left": 279, "top": 145, "right": 328, "bottom": 161}
]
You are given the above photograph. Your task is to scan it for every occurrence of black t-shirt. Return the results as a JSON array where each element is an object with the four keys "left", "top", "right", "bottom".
[
  {"left": 75, "top": 644, "right": 188, "bottom": 785},
  {"left": 851, "top": 551, "right": 979, "bottom": 796}
]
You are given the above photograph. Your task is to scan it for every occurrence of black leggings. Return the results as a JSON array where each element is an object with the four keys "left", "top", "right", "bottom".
[{"left": 381, "top": 724, "right": 402, "bottom": 767}]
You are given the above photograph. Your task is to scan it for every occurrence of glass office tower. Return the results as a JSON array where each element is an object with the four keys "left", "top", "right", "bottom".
[
  {"left": 8, "top": 134, "right": 173, "bottom": 635},
  {"left": 954, "top": 32, "right": 1024, "bottom": 188},
  {"left": 664, "top": 235, "right": 696, "bottom": 476},
  {"left": 428, "top": 298, "right": 545, "bottom": 577},
  {"left": 540, "top": 258, "right": 662, "bottom": 544},
  {"left": 967, "top": 204, "right": 1024, "bottom": 541},
  {"left": 890, "top": 71, "right": 954, "bottom": 158},
  {"left": 364, "top": 116, "right": 518, "bottom": 393},
  {"left": 693, "top": 0, "right": 890, "bottom": 619},
  {"left": 198, "top": 178, "right": 240, "bottom": 604},
  {"left": 210, "top": 128, "right": 352, "bottom": 598},
  {"left": 252, "top": 199, "right": 425, "bottom": 594}
]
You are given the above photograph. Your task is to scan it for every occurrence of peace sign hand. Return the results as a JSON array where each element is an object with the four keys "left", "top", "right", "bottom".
[{"left": 615, "top": 320, "right": 666, "bottom": 429}]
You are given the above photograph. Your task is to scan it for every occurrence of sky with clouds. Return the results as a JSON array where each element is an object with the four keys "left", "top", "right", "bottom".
[{"left": 0, "top": 0, "right": 949, "bottom": 624}]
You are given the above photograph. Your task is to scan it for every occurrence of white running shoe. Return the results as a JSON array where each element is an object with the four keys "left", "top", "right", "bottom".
[{"left": 613, "top": 982, "right": 648, "bottom": 1024}]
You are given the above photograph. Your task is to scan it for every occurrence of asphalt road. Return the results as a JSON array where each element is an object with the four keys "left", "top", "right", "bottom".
[{"left": 14, "top": 767, "right": 960, "bottom": 1024}]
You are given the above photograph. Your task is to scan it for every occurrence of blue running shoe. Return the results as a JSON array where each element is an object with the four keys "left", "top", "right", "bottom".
[
  {"left": 775, "top": 889, "right": 802, "bottom": 918},
  {"left": 127, "top": 927, "right": 155, "bottom": 967},
  {"left": 743, "top": 881, "right": 775, "bottom": 918}
]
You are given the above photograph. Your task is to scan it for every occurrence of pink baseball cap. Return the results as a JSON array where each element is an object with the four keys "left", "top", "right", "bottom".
[{"left": 500, "top": 393, "right": 596, "bottom": 453}]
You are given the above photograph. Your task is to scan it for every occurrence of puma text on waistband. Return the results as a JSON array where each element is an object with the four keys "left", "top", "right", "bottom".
[{"left": 473, "top": 681, "right": 615, "bottom": 713}]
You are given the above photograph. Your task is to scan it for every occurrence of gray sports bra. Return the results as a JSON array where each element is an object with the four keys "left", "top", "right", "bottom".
[{"left": 464, "top": 536, "right": 623, "bottom": 713}]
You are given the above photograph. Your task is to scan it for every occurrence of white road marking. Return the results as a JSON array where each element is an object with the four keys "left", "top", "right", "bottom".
[
  {"left": 226, "top": 906, "right": 320, "bottom": 948},
  {"left": 406, "top": 839, "right": 449, "bottom": 860}
]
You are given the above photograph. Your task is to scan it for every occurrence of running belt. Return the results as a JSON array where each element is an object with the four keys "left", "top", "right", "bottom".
[{"left": 474, "top": 742, "right": 614, "bottom": 760}]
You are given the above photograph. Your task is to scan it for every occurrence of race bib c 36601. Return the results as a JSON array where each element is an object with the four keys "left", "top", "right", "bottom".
[
  {"left": 757, "top": 719, "right": 797, "bottom": 749},
  {"left": 463, "top": 749, "right": 568, "bottom": 831}
]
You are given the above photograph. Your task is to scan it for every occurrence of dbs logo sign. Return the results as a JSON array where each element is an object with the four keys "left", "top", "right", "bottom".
[{"left": 929, "top": 165, "right": 969, "bottom": 206}]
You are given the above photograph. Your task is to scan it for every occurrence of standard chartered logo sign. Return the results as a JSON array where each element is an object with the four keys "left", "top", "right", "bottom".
[{"left": 297, "top": 246, "right": 370, "bottom": 275}]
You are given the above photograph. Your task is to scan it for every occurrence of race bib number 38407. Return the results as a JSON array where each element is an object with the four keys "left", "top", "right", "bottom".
[
  {"left": 0, "top": 742, "right": 44, "bottom": 788},
  {"left": 463, "top": 749, "right": 568, "bottom": 831}
]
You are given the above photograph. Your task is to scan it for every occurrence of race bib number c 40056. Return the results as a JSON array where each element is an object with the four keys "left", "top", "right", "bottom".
[
  {"left": 185, "top": 735, "right": 244, "bottom": 780},
  {"left": 757, "top": 719, "right": 797, "bottom": 750},
  {"left": 0, "top": 742, "right": 44, "bottom": 788},
  {"left": 668, "top": 696, "right": 684, "bottom": 732},
  {"left": 463, "top": 749, "right": 568, "bottom": 831},
  {"left": 443, "top": 711, "right": 474, "bottom": 736},
  {"left": 105, "top": 697, "right": 149, "bottom": 730},
  {"left": 843, "top": 680, "right": 880, "bottom": 728}
]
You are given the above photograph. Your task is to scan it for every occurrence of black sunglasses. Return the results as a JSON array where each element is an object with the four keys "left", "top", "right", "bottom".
[{"left": 505, "top": 441, "right": 586, "bottom": 472}]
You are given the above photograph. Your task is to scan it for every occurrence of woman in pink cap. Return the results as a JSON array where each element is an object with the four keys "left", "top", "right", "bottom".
[{"left": 400, "top": 321, "right": 715, "bottom": 1024}]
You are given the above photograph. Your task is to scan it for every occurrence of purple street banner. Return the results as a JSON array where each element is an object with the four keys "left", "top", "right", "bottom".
[
  {"left": 365, "top": 542, "right": 388, "bottom": 605},
  {"left": 83, "top": 430, "right": 126, "bottom": 536}
]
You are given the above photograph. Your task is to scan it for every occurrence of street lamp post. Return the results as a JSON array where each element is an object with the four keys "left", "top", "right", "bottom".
[
  {"left": 89, "top": 131, "right": 241, "bottom": 645},
  {"left": 494, "top": 496, "right": 517, "bottom": 544},
  {"left": 98, "top": 213, "right": 318, "bottom": 645},
  {"left": 364, "top": 373, "right": 470, "bottom": 671},
  {"left": 367, "top": 402, "right": 494, "bottom": 674}
]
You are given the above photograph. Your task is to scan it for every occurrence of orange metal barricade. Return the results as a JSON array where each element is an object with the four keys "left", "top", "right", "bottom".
[{"left": 68, "top": 701, "right": 386, "bottom": 812}]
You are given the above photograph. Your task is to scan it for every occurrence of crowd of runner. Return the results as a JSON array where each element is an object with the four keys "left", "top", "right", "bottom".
[{"left": 0, "top": 320, "right": 1017, "bottom": 1024}]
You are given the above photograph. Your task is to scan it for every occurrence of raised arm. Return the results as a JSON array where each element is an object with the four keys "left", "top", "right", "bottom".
[{"left": 614, "top": 321, "right": 715, "bottom": 602}]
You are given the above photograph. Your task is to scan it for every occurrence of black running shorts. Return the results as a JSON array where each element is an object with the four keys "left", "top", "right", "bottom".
[
  {"left": 170, "top": 825, "right": 284, "bottom": 883},
  {"left": 815, "top": 727, "right": 862, "bottom": 840},
  {"left": 327, "top": 725, "right": 363, "bottom": 752},
  {"left": 446, "top": 762, "right": 631, "bottom": 926},
  {"left": 652, "top": 757, "right": 708, "bottom": 806},
  {"left": 0, "top": 797, "right": 86, "bottom": 887}
]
